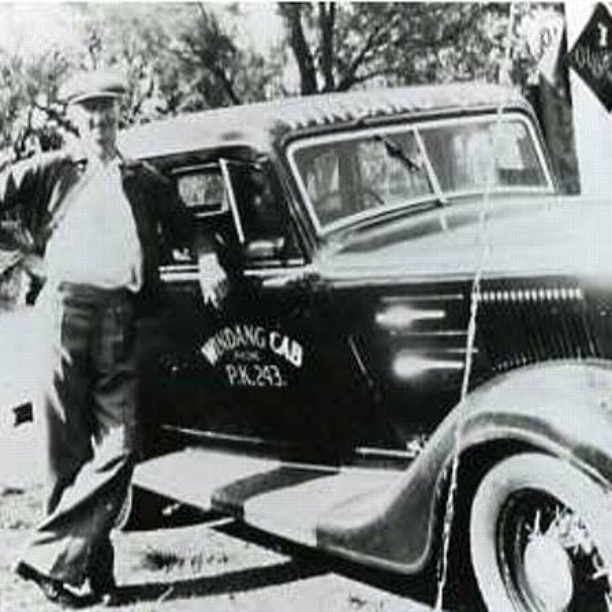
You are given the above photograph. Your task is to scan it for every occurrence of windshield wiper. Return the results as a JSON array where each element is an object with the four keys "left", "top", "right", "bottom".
[
  {"left": 373, "top": 133, "right": 422, "bottom": 173},
  {"left": 352, "top": 115, "right": 448, "bottom": 208},
  {"left": 376, "top": 133, "right": 448, "bottom": 209}
]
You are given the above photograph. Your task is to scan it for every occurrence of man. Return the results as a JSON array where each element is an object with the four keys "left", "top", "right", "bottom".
[{"left": 0, "top": 70, "right": 227, "bottom": 607}]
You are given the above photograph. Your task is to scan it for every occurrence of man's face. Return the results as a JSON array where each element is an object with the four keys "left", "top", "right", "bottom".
[{"left": 71, "top": 97, "right": 119, "bottom": 157}]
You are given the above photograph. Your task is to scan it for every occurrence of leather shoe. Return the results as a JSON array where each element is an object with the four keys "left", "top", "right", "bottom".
[
  {"left": 14, "top": 561, "right": 82, "bottom": 608},
  {"left": 96, "top": 591, "right": 121, "bottom": 607}
]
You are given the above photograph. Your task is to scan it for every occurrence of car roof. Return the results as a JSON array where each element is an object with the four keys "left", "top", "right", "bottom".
[{"left": 119, "top": 82, "right": 531, "bottom": 161}]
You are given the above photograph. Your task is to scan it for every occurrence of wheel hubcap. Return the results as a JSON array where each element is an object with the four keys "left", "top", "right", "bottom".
[
  {"left": 499, "top": 492, "right": 612, "bottom": 611},
  {"left": 523, "top": 535, "right": 574, "bottom": 610}
]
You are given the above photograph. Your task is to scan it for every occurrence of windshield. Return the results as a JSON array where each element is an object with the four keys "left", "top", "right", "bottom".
[{"left": 290, "top": 114, "right": 552, "bottom": 232}]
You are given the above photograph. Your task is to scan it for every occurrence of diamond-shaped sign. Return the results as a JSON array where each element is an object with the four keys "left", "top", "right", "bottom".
[{"left": 567, "top": 3, "right": 612, "bottom": 111}]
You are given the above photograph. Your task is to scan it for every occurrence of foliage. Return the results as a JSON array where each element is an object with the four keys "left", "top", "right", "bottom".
[
  {"left": 277, "top": 3, "right": 566, "bottom": 95},
  {"left": 70, "top": 4, "right": 184, "bottom": 124},
  {"left": 0, "top": 3, "right": 568, "bottom": 154},
  {"left": 170, "top": 4, "right": 284, "bottom": 111},
  {"left": 0, "top": 48, "right": 71, "bottom": 155}
]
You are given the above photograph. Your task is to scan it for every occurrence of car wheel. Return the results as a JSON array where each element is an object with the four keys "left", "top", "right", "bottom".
[{"left": 469, "top": 453, "right": 612, "bottom": 611}]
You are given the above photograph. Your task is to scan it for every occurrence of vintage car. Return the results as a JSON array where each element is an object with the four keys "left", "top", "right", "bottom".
[{"left": 18, "top": 82, "right": 612, "bottom": 610}]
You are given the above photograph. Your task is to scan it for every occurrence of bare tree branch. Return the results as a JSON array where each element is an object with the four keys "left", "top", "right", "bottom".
[
  {"left": 179, "top": 34, "right": 241, "bottom": 105},
  {"left": 338, "top": 5, "right": 484, "bottom": 92},
  {"left": 180, "top": 6, "right": 242, "bottom": 105},
  {"left": 279, "top": 3, "right": 318, "bottom": 94},
  {"left": 337, "top": 68, "right": 392, "bottom": 91},
  {"left": 319, "top": 2, "right": 335, "bottom": 92},
  {"left": 336, "top": 15, "right": 399, "bottom": 92},
  {"left": 197, "top": 2, "right": 207, "bottom": 21},
  {"left": 209, "top": 65, "right": 241, "bottom": 105},
  {"left": 389, "top": 5, "right": 484, "bottom": 54}
]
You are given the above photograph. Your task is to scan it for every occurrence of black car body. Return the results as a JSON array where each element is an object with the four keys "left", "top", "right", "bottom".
[{"left": 17, "top": 83, "right": 612, "bottom": 610}]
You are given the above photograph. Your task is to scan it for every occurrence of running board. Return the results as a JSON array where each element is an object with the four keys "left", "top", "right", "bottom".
[{"left": 133, "top": 447, "right": 402, "bottom": 547}]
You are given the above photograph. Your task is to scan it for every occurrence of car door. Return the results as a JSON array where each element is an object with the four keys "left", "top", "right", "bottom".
[{"left": 146, "top": 154, "right": 375, "bottom": 462}]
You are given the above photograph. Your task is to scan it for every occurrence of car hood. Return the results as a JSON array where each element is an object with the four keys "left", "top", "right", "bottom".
[{"left": 317, "top": 195, "right": 612, "bottom": 283}]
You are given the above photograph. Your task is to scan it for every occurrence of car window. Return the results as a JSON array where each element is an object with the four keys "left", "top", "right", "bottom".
[
  {"left": 290, "top": 114, "right": 552, "bottom": 232},
  {"left": 175, "top": 166, "right": 227, "bottom": 215},
  {"left": 157, "top": 164, "right": 231, "bottom": 266},
  {"left": 167, "top": 159, "right": 300, "bottom": 266},
  {"left": 227, "top": 162, "right": 286, "bottom": 242},
  {"left": 295, "top": 133, "right": 433, "bottom": 227},
  {"left": 419, "top": 119, "right": 547, "bottom": 194}
]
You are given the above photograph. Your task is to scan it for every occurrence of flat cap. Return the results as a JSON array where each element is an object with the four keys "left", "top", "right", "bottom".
[{"left": 59, "top": 69, "right": 127, "bottom": 105}]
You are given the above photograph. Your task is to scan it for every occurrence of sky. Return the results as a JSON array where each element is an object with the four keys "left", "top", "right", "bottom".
[
  {"left": 0, "top": 4, "right": 82, "bottom": 57},
  {"left": 0, "top": 3, "right": 284, "bottom": 58}
]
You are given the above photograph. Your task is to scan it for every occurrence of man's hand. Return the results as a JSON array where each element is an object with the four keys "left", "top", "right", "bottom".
[
  {"left": 22, "top": 252, "right": 46, "bottom": 279},
  {"left": 197, "top": 252, "right": 228, "bottom": 309},
  {"left": 0, "top": 221, "right": 45, "bottom": 279}
]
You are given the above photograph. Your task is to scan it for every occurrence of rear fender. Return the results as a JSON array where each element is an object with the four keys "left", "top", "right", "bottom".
[{"left": 317, "top": 360, "right": 612, "bottom": 574}]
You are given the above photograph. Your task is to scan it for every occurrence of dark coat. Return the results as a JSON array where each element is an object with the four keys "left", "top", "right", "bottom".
[{"left": 0, "top": 149, "right": 196, "bottom": 312}]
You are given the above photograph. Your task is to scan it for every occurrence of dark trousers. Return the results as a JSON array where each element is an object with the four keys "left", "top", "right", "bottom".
[{"left": 18, "top": 282, "right": 138, "bottom": 586}]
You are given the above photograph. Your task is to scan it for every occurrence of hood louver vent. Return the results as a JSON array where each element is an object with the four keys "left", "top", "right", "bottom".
[{"left": 476, "top": 281, "right": 596, "bottom": 373}]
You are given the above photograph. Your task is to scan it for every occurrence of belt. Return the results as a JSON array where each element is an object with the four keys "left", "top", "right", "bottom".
[{"left": 55, "top": 282, "right": 134, "bottom": 305}]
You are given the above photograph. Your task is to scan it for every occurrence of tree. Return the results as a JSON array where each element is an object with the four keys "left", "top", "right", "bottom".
[
  {"left": 70, "top": 4, "right": 180, "bottom": 124},
  {"left": 68, "top": 3, "right": 284, "bottom": 119},
  {"left": 0, "top": 47, "right": 72, "bottom": 156},
  {"left": 277, "top": 3, "right": 564, "bottom": 95},
  {"left": 170, "top": 3, "right": 283, "bottom": 110}
]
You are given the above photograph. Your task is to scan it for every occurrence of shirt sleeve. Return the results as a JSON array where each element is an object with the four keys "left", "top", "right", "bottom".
[
  {"left": 0, "top": 158, "right": 39, "bottom": 214},
  {"left": 0, "top": 157, "right": 41, "bottom": 254}
]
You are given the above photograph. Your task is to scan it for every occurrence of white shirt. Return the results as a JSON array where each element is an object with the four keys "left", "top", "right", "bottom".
[{"left": 45, "top": 157, "right": 143, "bottom": 291}]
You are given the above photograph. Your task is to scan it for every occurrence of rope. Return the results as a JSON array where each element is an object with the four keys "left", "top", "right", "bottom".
[{"left": 433, "top": 4, "right": 518, "bottom": 610}]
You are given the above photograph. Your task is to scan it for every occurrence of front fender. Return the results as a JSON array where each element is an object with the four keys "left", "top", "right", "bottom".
[{"left": 317, "top": 360, "right": 612, "bottom": 574}]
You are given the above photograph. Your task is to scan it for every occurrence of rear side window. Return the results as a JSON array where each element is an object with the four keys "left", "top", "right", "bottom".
[
  {"left": 163, "top": 158, "right": 302, "bottom": 265},
  {"left": 174, "top": 166, "right": 228, "bottom": 216}
]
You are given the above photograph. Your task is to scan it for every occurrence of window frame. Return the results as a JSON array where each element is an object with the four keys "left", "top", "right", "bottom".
[
  {"left": 287, "top": 111, "right": 555, "bottom": 236},
  {"left": 171, "top": 157, "right": 304, "bottom": 268}
]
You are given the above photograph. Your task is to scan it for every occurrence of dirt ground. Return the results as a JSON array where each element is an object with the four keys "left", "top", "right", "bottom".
[{"left": 0, "top": 422, "right": 435, "bottom": 612}]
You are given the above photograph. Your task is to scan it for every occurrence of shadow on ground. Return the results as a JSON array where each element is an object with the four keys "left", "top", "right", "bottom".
[
  {"left": 113, "top": 557, "right": 327, "bottom": 606},
  {"left": 123, "top": 487, "right": 437, "bottom": 609}
]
